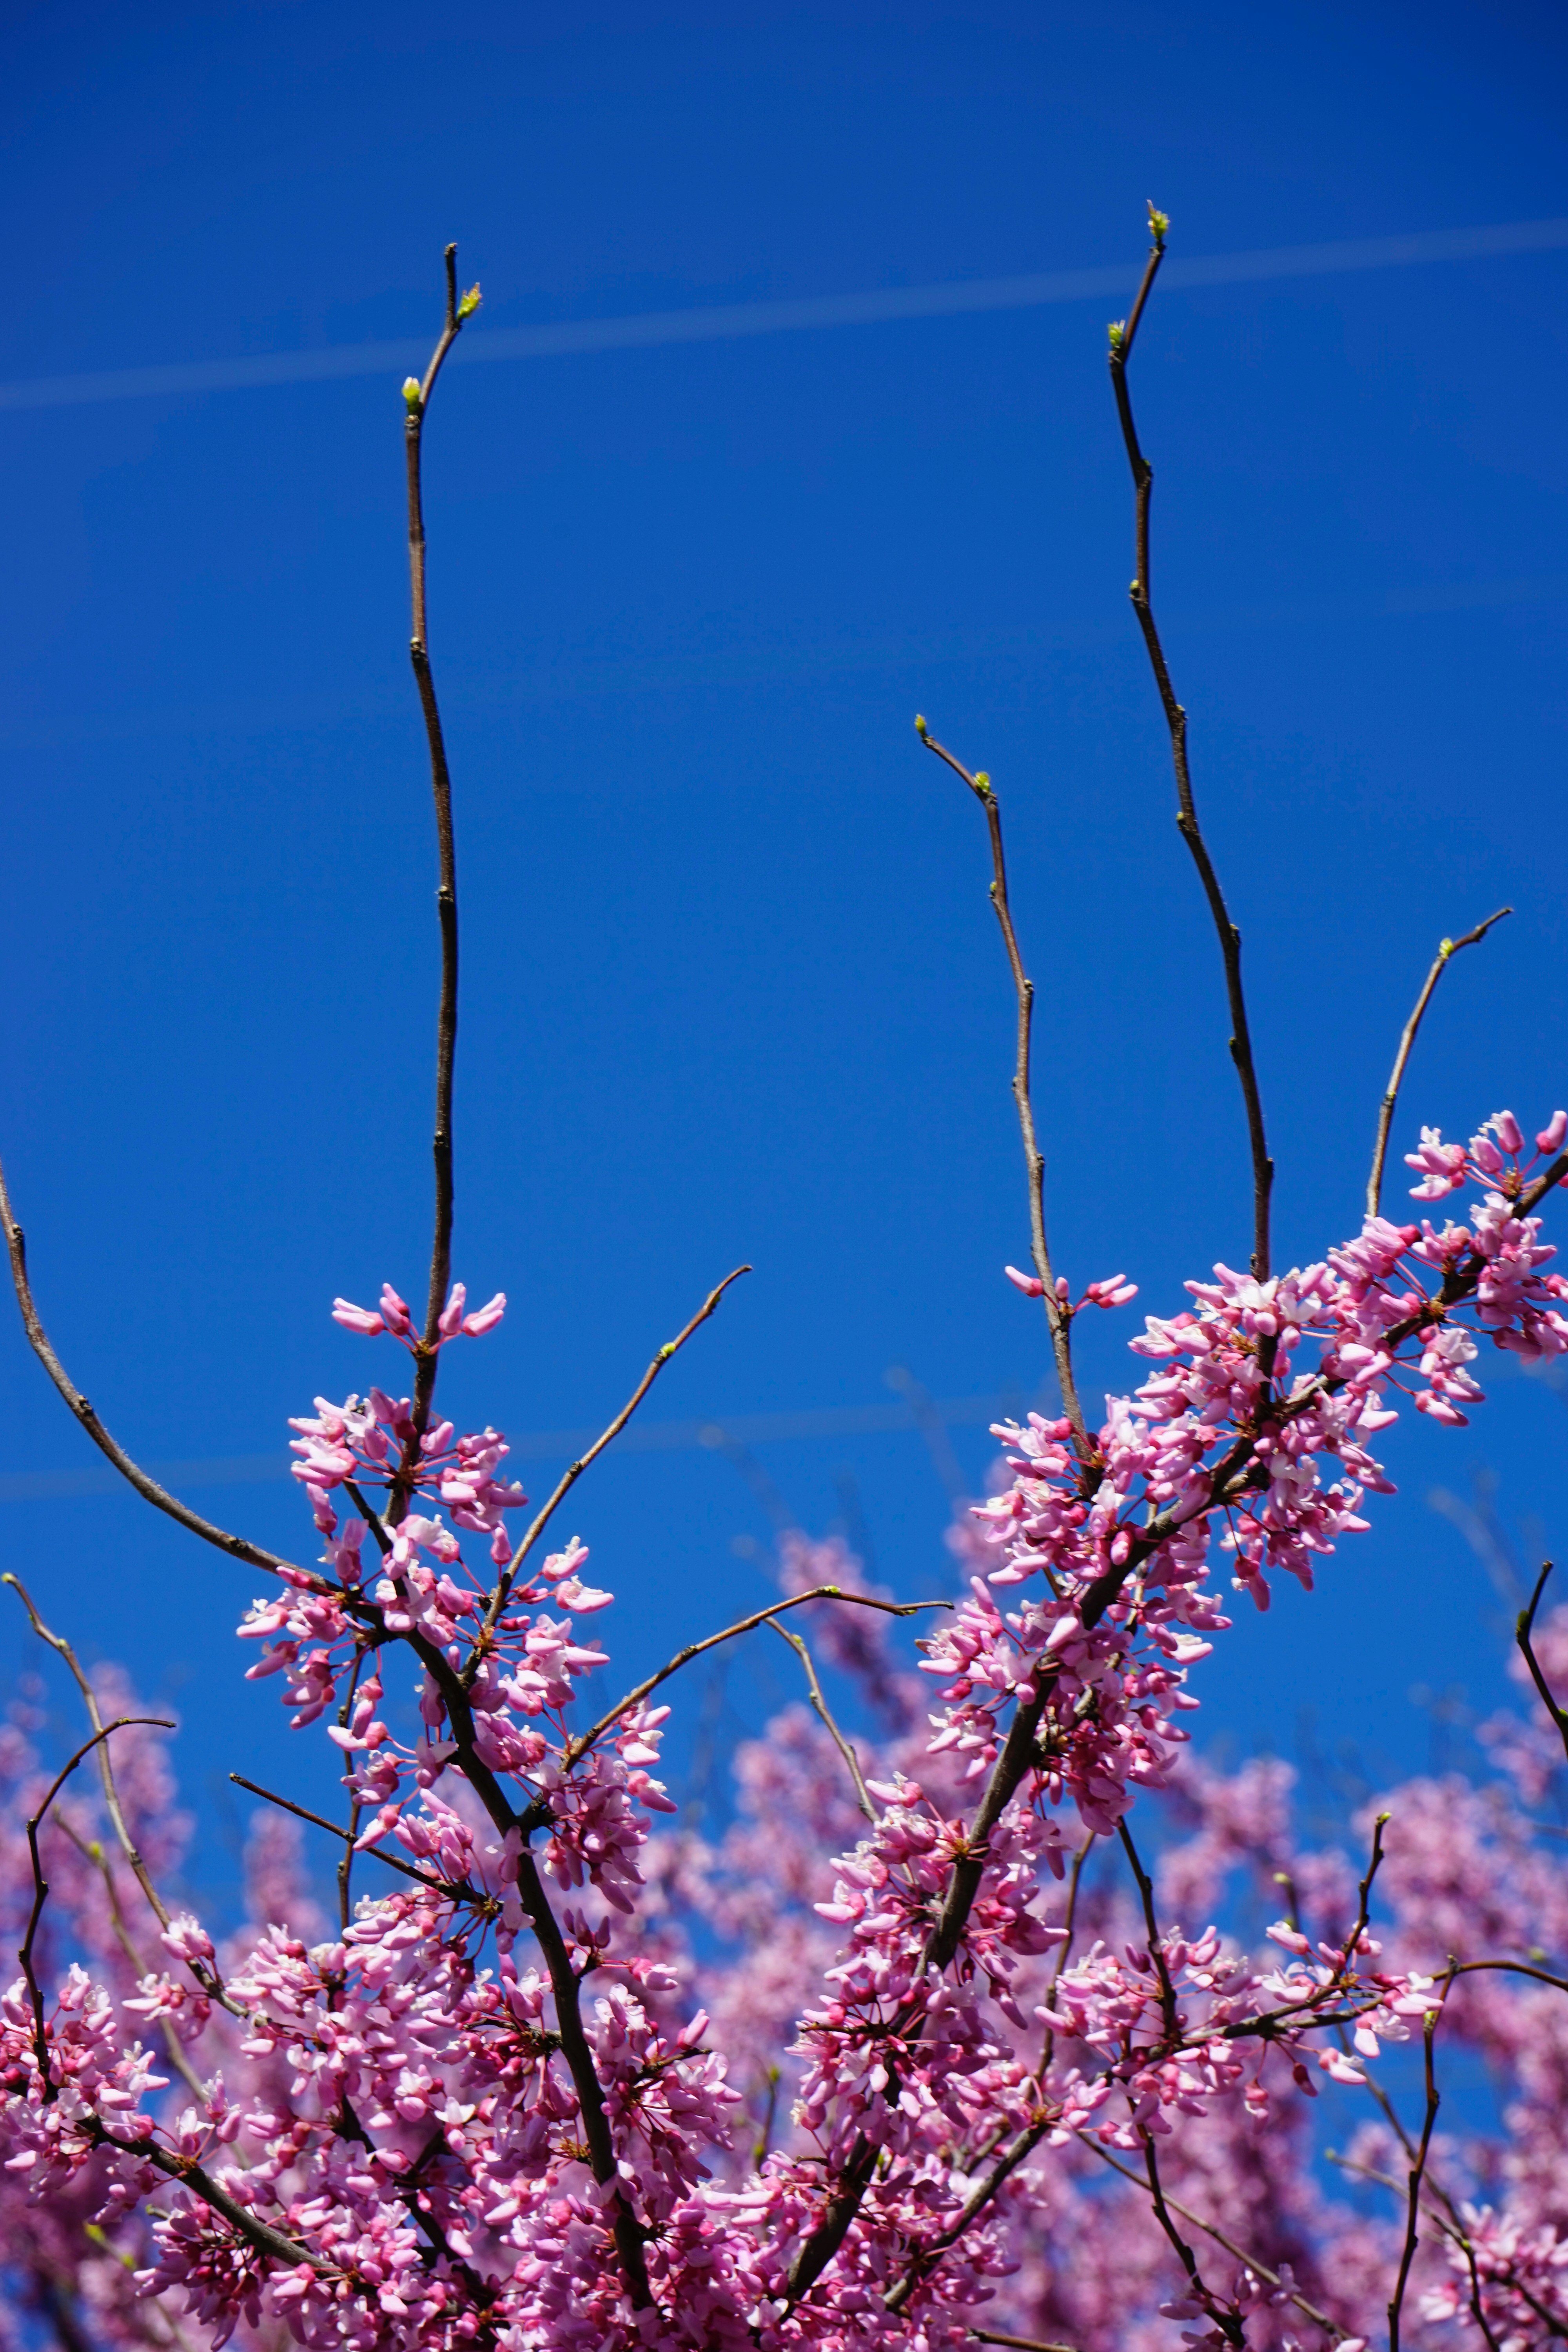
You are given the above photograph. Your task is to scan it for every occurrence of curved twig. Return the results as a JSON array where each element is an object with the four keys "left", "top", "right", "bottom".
[
  {"left": 1109, "top": 207, "right": 1273, "bottom": 1280},
  {"left": 916, "top": 721, "right": 1091, "bottom": 1459},
  {"left": 767, "top": 1618, "right": 876, "bottom": 1821},
  {"left": 532, "top": 1584, "right": 942, "bottom": 1812},
  {"left": 1367, "top": 908, "right": 1512, "bottom": 1216},
  {"left": 474, "top": 1265, "right": 753, "bottom": 1651},
  {"left": 398, "top": 244, "right": 480, "bottom": 1471},
  {"left": 1517, "top": 1561, "right": 1568, "bottom": 1763},
  {"left": 0, "top": 1165, "right": 301, "bottom": 1581},
  {"left": 20, "top": 1718, "right": 174, "bottom": 2091}
]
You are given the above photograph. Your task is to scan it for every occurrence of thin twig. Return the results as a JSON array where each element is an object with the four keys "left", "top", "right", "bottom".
[
  {"left": 1142, "top": 2130, "right": 1245, "bottom": 2346},
  {"left": 1118, "top": 1817, "right": 1178, "bottom": 2040},
  {"left": 93, "top": 2120, "right": 331, "bottom": 2274},
  {"left": 526, "top": 1584, "right": 943, "bottom": 1819},
  {"left": 53, "top": 1817, "right": 208, "bottom": 2103},
  {"left": 969, "top": 2333, "right": 1081, "bottom": 2352},
  {"left": 1366, "top": 909, "right": 1512, "bottom": 1216},
  {"left": 1078, "top": 2136, "right": 1347, "bottom": 2338},
  {"left": 397, "top": 245, "right": 480, "bottom": 1477},
  {"left": 228, "top": 1775, "right": 490, "bottom": 1911},
  {"left": 4, "top": 1575, "right": 180, "bottom": 1939},
  {"left": 475, "top": 1265, "right": 753, "bottom": 1648},
  {"left": 1108, "top": 206, "right": 1273, "bottom": 1281},
  {"left": 767, "top": 1619, "right": 876, "bottom": 1821},
  {"left": 1517, "top": 1562, "right": 1568, "bottom": 1763},
  {"left": 1388, "top": 1991, "right": 1448, "bottom": 2352},
  {"left": 21, "top": 1719, "right": 173, "bottom": 2092},
  {"left": 916, "top": 721, "right": 1091, "bottom": 1462},
  {"left": 0, "top": 1171, "right": 301, "bottom": 1581}
]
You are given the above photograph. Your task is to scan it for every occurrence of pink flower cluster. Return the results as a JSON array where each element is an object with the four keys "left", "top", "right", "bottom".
[{"left": 2, "top": 1119, "right": 1566, "bottom": 2352}]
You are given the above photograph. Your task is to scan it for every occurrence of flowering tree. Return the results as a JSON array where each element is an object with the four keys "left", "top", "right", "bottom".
[{"left": 2, "top": 211, "right": 1567, "bottom": 2352}]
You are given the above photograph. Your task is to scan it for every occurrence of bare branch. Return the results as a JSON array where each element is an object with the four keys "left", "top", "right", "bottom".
[
  {"left": 916, "top": 720, "right": 1091, "bottom": 1462},
  {"left": 396, "top": 245, "right": 480, "bottom": 1479},
  {"left": 1079, "top": 2137, "right": 1347, "bottom": 2338},
  {"left": 0, "top": 1167, "right": 301, "bottom": 1581},
  {"left": 227, "top": 1774, "right": 488, "bottom": 1911},
  {"left": 20, "top": 1718, "right": 173, "bottom": 2092},
  {"left": 1517, "top": 1561, "right": 1568, "bottom": 1763},
  {"left": 476, "top": 1264, "right": 753, "bottom": 1647},
  {"left": 1388, "top": 1991, "right": 1450, "bottom": 2352},
  {"left": 969, "top": 2333, "right": 1082, "bottom": 2352},
  {"left": 1108, "top": 207, "right": 1273, "bottom": 1281},
  {"left": 767, "top": 1618, "right": 875, "bottom": 1820},
  {"left": 1367, "top": 908, "right": 1512, "bottom": 1216},
  {"left": 535, "top": 1583, "right": 943, "bottom": 1811}
]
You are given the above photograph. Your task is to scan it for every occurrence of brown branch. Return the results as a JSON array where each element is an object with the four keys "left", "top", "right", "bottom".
[
  {"left": 1079, "top": 2137, "right": 1347, "bottom": 2339},
  {"left": 784, "top": 1150, "right": 1568, "bottom": 2307},
  {"left": 1517, "top": 1561, "right": 1568, "bottom": 1764},
  {"left": 1108, "top": 207, "right": 1273, "bottom": 1281},
  {"left": 767, "top": 1618, "right": 876, "bottom": 1822},
  {"left": 1366, "top": 909, "right": 1512, "bottom": 1216},
  {"left": 1118, "top": 1818, "right": 1179, "bottom": 2040},
  {"left": 93, "top": 2122, "right": 330, "bottom": 2275},
  {"left": 395, "top": 244, "right": 480, "bottom": 1486},
  {"left": 0, "top": 1168, "right": 301, "bottom": 1582},
  {"left": 1142, "top": 2129, "right": 1246, "bottom": 2347},
  {"left": 475, "top": 1265, "right": 753, "bottom": 1648},
  {"left": 530, "top": 1584, "right": 941, "bottom": 1817},
  {"left": 1388, "top": 1994, "right": 1448, "bottom": 2352},
  {"left": 969, "top": 2334, "right": 1081, "bottom": 2352},
  {"left": 227, "top": 1775, "right": 489, "bottom": 1911},
  {"left": 20, "top": 1719, "right": 173, "bottom": 2094},
  {"left": 916, "top": 720, "right": 1091, "bottom": 1461}
]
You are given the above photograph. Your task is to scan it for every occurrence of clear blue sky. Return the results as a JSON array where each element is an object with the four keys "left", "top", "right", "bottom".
[{"left": 3, "top": 0, "right": 1566, "bottom": 1913}]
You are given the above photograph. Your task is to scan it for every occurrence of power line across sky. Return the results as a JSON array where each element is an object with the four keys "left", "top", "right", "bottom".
[{"left": 2, "top": 216, "right": 1563, "bottom": 414}]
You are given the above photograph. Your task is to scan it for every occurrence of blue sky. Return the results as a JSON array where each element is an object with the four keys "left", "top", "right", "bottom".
[{"left": 2, "top": 0, "right": 1566, "bottom": 1911}]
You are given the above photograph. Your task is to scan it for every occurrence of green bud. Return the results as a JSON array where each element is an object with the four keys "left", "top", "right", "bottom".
[
  {"left": 914, "top": 713, "right": 929, "bottom": 736},
  {"left": 1108, "top": 319, "right": 1126, "bottom": 352},
  {"left": 402, "top": 376, "right": 423, "bottom": 411},
  {"left": 457, "top": 282, "right": 483, "bottom": 321},
  {"left": 1148, "top": 202, "right": 1170, "bottom": 245}
]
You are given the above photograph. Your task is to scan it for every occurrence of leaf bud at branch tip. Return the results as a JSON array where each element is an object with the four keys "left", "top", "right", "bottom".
[
  {"left": 1108, "top": 320, "right": 1126, "bottom": 352},
  {"left": 1147, "top": 201, "right": 1170, "bottom": 245},
  {"left": 457, "top": 283, "right": 483, "bottom": 320},
  {"left": 914, "top": 714, "right": 929, "bottom": 737},
  {"left": 402, "top": 377, "right": 423, "bottom": 411}
]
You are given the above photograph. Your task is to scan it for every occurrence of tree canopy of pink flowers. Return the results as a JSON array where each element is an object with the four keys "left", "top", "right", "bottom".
[{"left": 3, "top": 218, "right": 1567, "bottom": 2352}]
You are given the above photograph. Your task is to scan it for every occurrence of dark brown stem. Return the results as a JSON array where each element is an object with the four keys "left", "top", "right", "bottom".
[
  {"left": 1388, "top": 1998, "right": 1447, "bottom": 2352},
  {"left": 0, "top": 1172, "right": 300, "bottom": 1581},
  {"left": 1079, "top": 2138, "right": 1346, "bottom": 2337},
  {"left": 784, "top": 1146, "right": 1568, "bottom": 2307},
  {"left": 1517, "top": 1561, "right": 1568, "bottom": 1763},
  {"left": 969, "top": 2334, "right": 1082, "bottom": 2352},
  {"left": 1118, "top": 1817, "right": 1178, "bottom": 2040},
  {"left": 1143, "top": 2131, "right": 1247, "bottom": 2347},
  {"left": 1367, "top": 909, "right": 1512, "bottom": 1216},
  {"left": 475, "top": 1265, "right": 752, "bottom": 1647},
  {"left": 335, "top": 1649, "right": 368, "bottom": 1932},
  {"left": 510, "top": 1845, "right": 653, "bottom": 2306},
  {"left": 396, "top": 245, "right": 479, "bottom": 1494},
  {"left": 228, "top": 1774, "right": 489, "bottom": 1909},
  {"left": 93, "top": 2122, "right": 329, "bottom": 2275},
  {"left": 917, "top": 722, "right": 1091, "bottom": 1461},
  {"left": 21, "top": 1719, "right": 173, "bottom": 2093},
  {"left": 1109, "top": 214, "right": 1273, "bottom": 1281}
]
